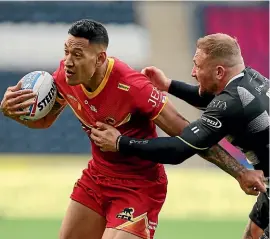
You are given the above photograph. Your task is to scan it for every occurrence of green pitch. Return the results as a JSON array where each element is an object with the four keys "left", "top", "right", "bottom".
[
  {"left": 0, "top": 155, "right": 254, "bottom": 239},
  {"left": 0, "top": 218, "right": 246, "bottom": 239}
]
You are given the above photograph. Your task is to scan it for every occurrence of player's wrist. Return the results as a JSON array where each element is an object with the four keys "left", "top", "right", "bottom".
[
  {"left": 116, "top": 135, "right": 122, "bottom": 151},
  {"left": 235, "top": 167, "right": 248, "bottom": 181},
  {"left": 164, "top": 78, "right": 172, "bottom": 92}
]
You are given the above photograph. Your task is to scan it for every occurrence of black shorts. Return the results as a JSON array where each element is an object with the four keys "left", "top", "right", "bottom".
[{"left": 249, "top": 192, "right": 269, "bottom": 230}]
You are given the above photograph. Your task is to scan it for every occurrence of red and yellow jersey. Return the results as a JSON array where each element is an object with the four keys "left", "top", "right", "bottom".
[{"left": 53, "top": 57, "right": 168, "bottom": 179}]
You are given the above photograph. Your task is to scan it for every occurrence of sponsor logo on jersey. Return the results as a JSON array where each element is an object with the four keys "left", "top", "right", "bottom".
[
  {"left": 208, "top": 100, "right": 227, "bottom": 110},
  {"left": 90, "top": 105, "right": 97, "bottom": 113},
  {"left": 148, "top": 87, "right": 161, "bottom": 108},
  {"left": 201, "top": 114, "right": 222, "bottom": 128},
  {"left": 129, "top": 139, "right": 149, "bottom": 145},
  {"left": 116, "top": 207, "right": 135, "bottom": 222},
  {"left": 84, "top": 100, "right": 97, "bottom": 112},
  {"left": 118, "top": 83, "right": 130, "bottom": 91}
]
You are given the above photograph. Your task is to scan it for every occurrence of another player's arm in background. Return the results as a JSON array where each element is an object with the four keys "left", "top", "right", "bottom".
[{"left": 119, "top": 94, "right": 249, "bottom": 179}]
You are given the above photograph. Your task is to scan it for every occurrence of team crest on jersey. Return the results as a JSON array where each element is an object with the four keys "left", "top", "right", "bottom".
[
  {"left": 105, "top": 117, "right": 116, "bottom": 125},
  {"left": 116, "top": 208, "right": 135, "bottom": 222},
  {"left": 118, "top": 83, "right": 130, "bottom": 91}
]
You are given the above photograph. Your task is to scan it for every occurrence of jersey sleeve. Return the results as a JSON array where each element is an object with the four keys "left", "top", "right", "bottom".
[
  {"left": 130, "top": 75, "right": 168, "bottom": 120},
  {"left": 178, "top": 93, "right": 242, "bottom": 149},
  {"left": 52, "top": 61, "right": 67, "bottom": 106}
]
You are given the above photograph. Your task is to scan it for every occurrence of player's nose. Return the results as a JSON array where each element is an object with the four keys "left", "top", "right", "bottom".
[
  {"left": 64, "top": 55, "right": 74, "bottom": 67},
  {"left": 191, "top": 66, "right": 196, "bottom": 77}
]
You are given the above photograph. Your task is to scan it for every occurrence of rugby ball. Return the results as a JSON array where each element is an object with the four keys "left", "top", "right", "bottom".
[{"left": 19, "top": 71, "right": 57, "bottom": 121}]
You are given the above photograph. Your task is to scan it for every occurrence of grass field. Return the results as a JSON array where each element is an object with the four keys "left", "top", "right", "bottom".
[
  {"left": 0, "top": 218, "right": 247, "bottom": 239},
  {"left": 0, "top": 155, "right": 255, "bottom": 239}
]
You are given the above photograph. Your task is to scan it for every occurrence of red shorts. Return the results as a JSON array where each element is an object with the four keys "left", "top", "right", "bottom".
[{"left": 71, "top": 163, "right": 168, "bottom": 239}]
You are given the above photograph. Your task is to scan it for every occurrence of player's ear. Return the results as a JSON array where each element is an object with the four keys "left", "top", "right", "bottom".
[
  {"left": 216, "top": 65, "right": 225, "bottom": 80},
  {"left": 96, "top": 51, "right": 107, "bottom": 67}
]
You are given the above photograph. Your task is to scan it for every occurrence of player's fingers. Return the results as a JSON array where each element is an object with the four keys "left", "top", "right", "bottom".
[
  {"left": 254, "top": 181, "right": 267, "bottom": 193},
  {"left": 245, "top": 187, "right": 260, "bottom": 196},
  {"left": 10, "top": 110, "right": 30, "bottom": 116},
  {"left": 141, "top": 67, "right": 155, "bottom": 77},
  {"left": 7, "top": 93, "right": 36, "bottom": 106},
  {"left": 90, "top": 132, "right": 101, "bottom": 143},
  {"left": 14, "top": 81, "right": 23, "bottom": 91},
  {"left": 262, "top": 177, "right": 268, "bottom": 184},
  {"left": 5, "top": 90, "right": 34, "bottom": 100},
  {"left": 91, "top": 127, "right": 102, "bottom": 136},
  {"left": 7, "top": 81, "right": 23, "bottom": 92},
  {"left": 8, "top": 100, "right": 36, "bottom": 111},
  {"left": 96, "top": 121, "right": 110, "bottom": 130},
  {"left": 141, "top": 68, "right": 147, "bottom": 75},
  {"left": 7, "top": 84, "right": 20, "bottom": 92}
]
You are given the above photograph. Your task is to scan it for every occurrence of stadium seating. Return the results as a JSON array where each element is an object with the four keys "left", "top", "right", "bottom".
[{"left": 0, "top": 2, "right": 135, "bottom": 153}]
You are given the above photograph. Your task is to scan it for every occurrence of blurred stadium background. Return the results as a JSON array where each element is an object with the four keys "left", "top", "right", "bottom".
[{"left": 0, "top": 1, "right": 269, "bottom": 239}]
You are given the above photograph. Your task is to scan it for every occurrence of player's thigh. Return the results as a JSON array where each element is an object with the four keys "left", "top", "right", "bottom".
[
  {"left": 102, "top": 228, "right": 143, "bottom": 239},
  {"left": 104, "top": 176, "right": 167, "bottom": 239},
  {"left": 243, "top": 219, "right": 264, "bottom": 239},
  {"left": 60, "top": 199, "right": 106, "bottom": 239}
]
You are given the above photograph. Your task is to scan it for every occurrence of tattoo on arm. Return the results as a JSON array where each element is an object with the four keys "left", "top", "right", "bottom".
[
  {"left": 243, "top": 220, "right": 254, "bottom": 239},
  {"left": 198, "top": 144, "right": 246, "bottom": 179}
]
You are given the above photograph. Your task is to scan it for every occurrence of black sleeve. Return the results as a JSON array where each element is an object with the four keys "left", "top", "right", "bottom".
[
  {"left": 168, "top": 80, "right": 214, "bottom": 109},
  {"left": 118, "top": 93, "right": 242, "bottom": 164}
]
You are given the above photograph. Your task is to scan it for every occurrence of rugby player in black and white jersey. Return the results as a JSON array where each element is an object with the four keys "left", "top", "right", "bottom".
[{"left": 90, "top": 33, "right": 269, "bottom": 239}]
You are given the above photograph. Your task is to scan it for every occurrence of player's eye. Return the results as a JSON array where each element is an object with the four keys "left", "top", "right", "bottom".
[
  {"left": 75, "top": 53, "right": 82, "bottom": 58},
  {"left": 64, "top": 49, "right": 69, "bottom": 56}
]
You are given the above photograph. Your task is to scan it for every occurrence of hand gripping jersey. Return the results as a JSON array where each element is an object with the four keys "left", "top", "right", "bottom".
[{"left": 53, "top": 57, "right": 168, "bottom": 179}]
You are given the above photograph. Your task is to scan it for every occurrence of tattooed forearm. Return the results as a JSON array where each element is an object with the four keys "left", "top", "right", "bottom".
[
  {"left": 198, "top": 143, "right": 246, "bottom": 179},
  {"left": 243, "top": 220, "right": 254, "bottom": 239}
]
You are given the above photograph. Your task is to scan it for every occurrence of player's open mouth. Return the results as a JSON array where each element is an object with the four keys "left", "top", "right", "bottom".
[{"left": 65, "top": 70, "right": 75, "bottom": 77}]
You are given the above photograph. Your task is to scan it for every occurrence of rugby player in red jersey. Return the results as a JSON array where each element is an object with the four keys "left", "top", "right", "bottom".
[{"left": 0, "top": 20, "right": 262, "bottom": 239}]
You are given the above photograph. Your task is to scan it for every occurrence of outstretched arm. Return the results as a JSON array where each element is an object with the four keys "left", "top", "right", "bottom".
[{"left": 168, "top": 80, "right": 214, "bottom": 109}]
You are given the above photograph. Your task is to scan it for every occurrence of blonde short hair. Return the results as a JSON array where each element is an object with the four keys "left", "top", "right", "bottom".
[{"left": 197, "top": 33, "right": 243, "bottom": 66}]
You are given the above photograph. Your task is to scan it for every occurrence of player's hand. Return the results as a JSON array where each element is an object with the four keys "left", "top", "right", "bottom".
[
  {"left": 141, "top": 66, "right": 172, "bottom": 92},
  {"left": 90, "top": 122, "right": 121, "bottom": 152},
  {"left": 0, "top": 81, "right": 37, "bottom": 118},
  {"left": 236, "top": 169, "right": 267, "bottom": 196}
]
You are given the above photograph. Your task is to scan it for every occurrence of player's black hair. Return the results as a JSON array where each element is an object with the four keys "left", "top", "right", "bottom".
[{"left": 68, "top": 19, "right": 109, "bottom": 47}]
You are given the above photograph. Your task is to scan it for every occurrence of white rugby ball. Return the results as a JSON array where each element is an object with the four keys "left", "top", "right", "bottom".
[{"left": 19, "top": 71, "right": 57, "bottom": 121}]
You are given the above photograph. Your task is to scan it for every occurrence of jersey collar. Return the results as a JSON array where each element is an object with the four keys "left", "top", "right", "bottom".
[
  {"left": 81, "top": 58, "right": 114, "bottom": 99},
  {"left": 225, "top": 72, "right": 244, "bottom": 88}
]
